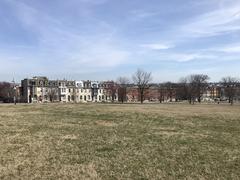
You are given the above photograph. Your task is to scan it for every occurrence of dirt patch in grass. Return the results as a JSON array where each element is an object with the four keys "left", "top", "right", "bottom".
[
  {"left": 154, "top": 131, "right": 185, "bottom": 137},
  {"left": 95, "top": 120, "right": 117, "bottom": 127},
  {"left": 61, "top": 134, "right": 78, "bottom": 140},
  {"left": 58, "top": 163, "right": 99, "bottom": 179}
]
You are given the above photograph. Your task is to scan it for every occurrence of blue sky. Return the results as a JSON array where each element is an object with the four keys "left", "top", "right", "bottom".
[{"left": 0, "top": 0, "right": 240, "bottom": 82}]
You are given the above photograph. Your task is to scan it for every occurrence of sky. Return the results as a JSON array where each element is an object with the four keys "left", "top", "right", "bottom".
[{"left": 0, "top": 0, "right": 240, "bottom": 83}]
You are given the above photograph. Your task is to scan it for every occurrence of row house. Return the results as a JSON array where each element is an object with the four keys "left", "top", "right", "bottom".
[
  {"left": 20, "top": 76, "right": 238, "bottom": 104},
  {"left": 126, "top": 84, "right": 177, "bottom": 103},
  {"left": 126, "top": 85, "right": 139, "bottom": 102},
  {"left": 75, "top": 80, "right": 105, "bottom": 102},
  {"left": 202, "top": 83, "right": 221, "bottom": 102},
  {"left": 21, "top": 77, "right": 118, "bottom": 103},
  {"left": 22, "top": 78, "right": 78, "bottom": 103},
  {"left": 100, "top": 81, "right": 118, "bottom": 102},
  {"left": 21, "top": 76, "right": 51, "bottom": 103}
]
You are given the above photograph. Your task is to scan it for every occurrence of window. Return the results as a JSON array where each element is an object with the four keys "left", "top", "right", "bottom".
[
  {"left": 34, "top": 95, "right": 37, "bottom": 100},
  {"left": 88, "top": 95, "right": 91, "bottom": 100},
  {"left": 84, "top": 95, "right": 86, "bottom": 101},
  {"left": 99, "top": 96, "right": 101, "bottom": 101},
  {"left": 80, "top": 95, "right": 82, "bottom": 100},
  {"left": 69, "top": 89, "right": 71, "bottom": 93}
]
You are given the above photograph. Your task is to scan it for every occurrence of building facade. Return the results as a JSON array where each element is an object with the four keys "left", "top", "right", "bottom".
[
  {"left": 20, "top": 76, "right": 239, "bottom": 104},
  {"left": 21, "top": 77, "right": 119, "bottom": 103}
]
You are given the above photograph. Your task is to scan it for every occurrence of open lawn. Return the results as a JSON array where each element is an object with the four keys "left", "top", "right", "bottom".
[{"left": 0, "top": 103, "right": 240, "bottom": 179}]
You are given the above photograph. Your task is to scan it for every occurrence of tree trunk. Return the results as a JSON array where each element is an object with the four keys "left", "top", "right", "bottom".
[
  {"left": 140, "top": 93, "right": 144, "bottom": 104},
  {"left": 192, "top": 97, "right": 195, "bottom": 105},
  {"left": 198, "top": 97, "right": 201, "bottom": 103}
]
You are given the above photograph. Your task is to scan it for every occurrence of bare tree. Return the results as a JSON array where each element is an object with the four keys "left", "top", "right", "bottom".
[
  {"left": 117, "top": 76, "right": 130, "bottom": 103},
  {"left": 220, "top": 77, "right": 239, "bottom": 105},
  {"left": 105, "top": 81, "right": 118, "bottom": 103},
  {"left": 132, "top": 69, "right": 152, "bottom": 103},
  {"left": 0, "top": 82, "right": 13, "bottom": 103},
  {"left": 179, "top": 75, "right": 209, "bottom": 104},
  {"left": 47, "top": 88, "right": 58, "bottom": 102},
  {"left": 163, "top": 82, "right": 175, "bottom": 102},
  {"left": 176, "top": 78, "right": 189, "bottom": 101},
  {"left": 158, "top": 84, "right": 165, "bottom": 103},
  {"left": 188, "top": 74, "right": 210, "bottom": 104}
]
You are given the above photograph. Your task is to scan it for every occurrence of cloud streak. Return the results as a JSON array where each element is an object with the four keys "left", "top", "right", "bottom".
[
  {"left": 140, "top": 43, "right": 174, "bottom": 50},
  {"left": 213, "top": 44, "right": 240, "bottom": 53},
  {"left": 2, "top": 0, "right": 131, "bottom": 74},
  {"left": 181, "top": 2, "right": 240, "bottom": 37}
]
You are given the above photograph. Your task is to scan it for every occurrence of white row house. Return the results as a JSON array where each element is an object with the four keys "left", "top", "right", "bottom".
[{"left": 21, "top": 77, "right": 118, "bottom": 103}]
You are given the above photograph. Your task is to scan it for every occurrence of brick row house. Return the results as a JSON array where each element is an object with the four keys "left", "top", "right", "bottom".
[{"left": 126, "top": 84, "right": 177, "bottom": 103}]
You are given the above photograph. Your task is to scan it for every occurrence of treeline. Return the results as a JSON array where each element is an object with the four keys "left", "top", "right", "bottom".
[
  {"left": 1, "top": 69, "right": 239, "bottom": 105},
  {"left": 117, "top": 69, "right": 240, "bottom": 105},
  {"left": 0, "top": 82, "right": 16, "bottom": 103}
]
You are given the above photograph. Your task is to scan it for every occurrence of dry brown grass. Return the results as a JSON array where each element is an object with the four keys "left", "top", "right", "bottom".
[{"left": 0, "top": 103, "right": 240, "bottom": 179}]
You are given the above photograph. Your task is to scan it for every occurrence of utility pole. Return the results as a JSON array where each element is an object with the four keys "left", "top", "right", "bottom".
[
  {"left": 12, "top": 78, "right": 16, "bottom": 105},
  {"left": 41, "top": 80, "right": 44, "bottom": 103}
]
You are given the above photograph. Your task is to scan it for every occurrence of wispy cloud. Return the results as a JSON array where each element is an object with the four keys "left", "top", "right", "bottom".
[
  {"left": 212, "top": 44, "right": 240, "bottom": 53},
  {"left": 158, "top": 53, "right": 217, "bottom": 62},
  {"left": 130, "top": 10, "right": 159, "bottom": 20},
  {"left": 2, "top": 0, "right": 131, "bottom": 74},
  {"left": 140, "top": 43, "right": 174, "bottom": 50},
  {"left": 181, "top": 2, "right": 240, "bottom": 37}
]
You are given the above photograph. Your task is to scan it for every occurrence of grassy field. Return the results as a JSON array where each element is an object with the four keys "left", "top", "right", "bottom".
[{"left": 0, "top": 103, "right": 240, "bottom": 179}]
